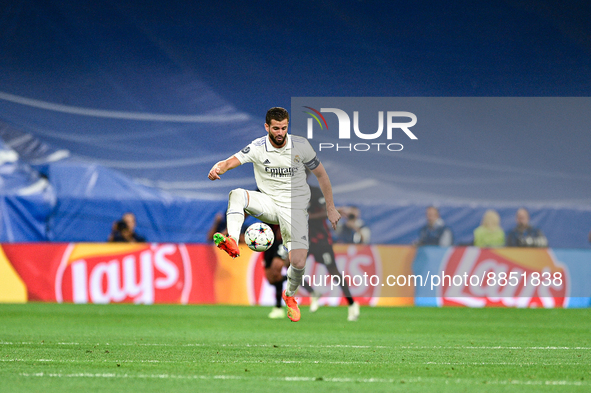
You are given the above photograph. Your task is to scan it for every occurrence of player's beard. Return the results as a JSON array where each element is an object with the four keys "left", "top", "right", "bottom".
[{"left": 269, "top": 133, "right": 286, "bottom": 147}]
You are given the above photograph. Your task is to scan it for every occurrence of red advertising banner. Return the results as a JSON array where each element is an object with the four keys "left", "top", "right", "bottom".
[
  {"left": 2, "top": 243, "right": 217, "bottom": 305},
  {"left": 438, "top": 247, "right": 568, "bottom": 308},
  {"left": 0, "top": 243, "right": 419, "bottom": 307},
  {"left": 2, "top": 244, "right": 583, "bottom": 308},
  {"left": 247, "top": 244, "right": 416, "bottom": 307}
]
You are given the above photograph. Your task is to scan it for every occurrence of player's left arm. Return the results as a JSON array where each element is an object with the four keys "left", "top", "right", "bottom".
[{"left": 311, "top": 163, "right": 341, "bottom": 229}]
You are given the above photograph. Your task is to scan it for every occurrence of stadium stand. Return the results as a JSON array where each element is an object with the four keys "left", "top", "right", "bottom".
[{"left": 0, "top": 1, "right": 589, "bottom": 247}]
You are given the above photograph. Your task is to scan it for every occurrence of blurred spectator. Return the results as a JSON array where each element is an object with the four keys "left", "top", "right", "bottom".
[
  {"left": 473, "top": 209, "right": 505, "bottom": 247},
  {"left": 110, "top": 220, "right": 132, "bottom": 242},
  {"left": 416, "top": 206, "right": 453, "bottom": 246},
  {"left": 506, "top": 208, "right": 547, "bottom": 247},
  {"left": 335, "top": 205, "right": 371, "bottom": 244},
  {"left": 108, "top": 212, "right": 146, "bottom": 242},
  {"left": 122, "top": 212, "right": 146, "bottom": 242}
]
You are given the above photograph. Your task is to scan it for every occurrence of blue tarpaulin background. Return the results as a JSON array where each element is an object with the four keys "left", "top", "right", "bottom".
[{"left": 0, "top": 1, "right": 589, "bottom": 246}]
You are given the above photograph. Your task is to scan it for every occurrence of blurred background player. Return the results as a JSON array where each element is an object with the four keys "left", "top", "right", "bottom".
[
  {"left": 306, "top": 170, "right": 359, "bottom": 321},
  {"left": 264, "top": 225, "right": 290, "bottom": 319}
]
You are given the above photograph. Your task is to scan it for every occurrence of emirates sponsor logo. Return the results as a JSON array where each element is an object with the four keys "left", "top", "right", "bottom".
[{"left": 55, "top": 244, "right": 192, "bottom": 304}]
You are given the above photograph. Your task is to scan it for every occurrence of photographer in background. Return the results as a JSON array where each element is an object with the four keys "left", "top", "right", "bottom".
[
  {"left": 108, "top": 212, "right": 146, "bottom": 243},
  {"left": 334, "top": 205, "right": 371, "bottom": 244}
]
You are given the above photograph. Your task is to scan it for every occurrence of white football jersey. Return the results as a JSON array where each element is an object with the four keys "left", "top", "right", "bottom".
[{"left": 234, "top": 134, "right": 320, "bottom": 209}]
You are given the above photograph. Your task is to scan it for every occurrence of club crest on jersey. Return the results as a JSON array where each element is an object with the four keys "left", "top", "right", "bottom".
[{"left": 293, "top": 155, "right": 301, "bottom": 164}]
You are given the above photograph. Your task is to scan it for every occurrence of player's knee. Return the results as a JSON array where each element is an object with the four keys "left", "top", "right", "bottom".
[
  {"left": 228, "top": 188, "right": 247, "bottom": 209},
  {"left": 289, "top": 249, "right": 307, "bottom": 269}
]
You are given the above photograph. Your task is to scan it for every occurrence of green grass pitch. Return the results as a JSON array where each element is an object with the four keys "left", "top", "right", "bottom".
[{"left": 1, "top": 303, "right": 590, "bottom": 392}]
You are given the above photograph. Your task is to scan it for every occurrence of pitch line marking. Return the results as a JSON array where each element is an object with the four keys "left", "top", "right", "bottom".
[
  {"left": 2, "top": 358, "right": 587, "bottom": 367},
  {"left": 15, "top": 372, "right": 588, "bottom": 386},
  {"left": 3, "top": 341, "right": 591, "bottom": 350}
]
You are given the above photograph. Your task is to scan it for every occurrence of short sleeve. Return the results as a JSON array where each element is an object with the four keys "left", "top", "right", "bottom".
[
  {"left": 234, "top": 143, "right": 255, "bottom": 164},
  {"left": 301, "top": 138, "right": 320, "bottom": 170}
]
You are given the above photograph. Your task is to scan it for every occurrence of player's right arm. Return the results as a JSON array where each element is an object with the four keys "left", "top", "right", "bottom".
[
  {"left": 311, "top": 163, "right": 341, "bottom": 230},
  {"left": 208, "top": 156, "right": 241, "bottom": 181}
]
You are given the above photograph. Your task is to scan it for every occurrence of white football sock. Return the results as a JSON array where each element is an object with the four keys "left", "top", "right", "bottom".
[
  {"left": 226, "top": 188, "right": 247, "bottom": 242},
  {"left": 226, "top": 212, "right": 243, "bottom": 243},
  {"left": 285, "top": 266, "right": 306, "bottom": 297}
]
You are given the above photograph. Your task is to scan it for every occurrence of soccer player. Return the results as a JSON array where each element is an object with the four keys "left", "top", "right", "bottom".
[
  {"left": 306, "top": 173, "right": 360, "bottom": 321},
  {"left": 207, "top": 107, "right": 341, "bottom": 322}
]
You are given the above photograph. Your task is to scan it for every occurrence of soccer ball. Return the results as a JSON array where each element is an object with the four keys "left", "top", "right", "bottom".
[{"left": 244, "top": 222, "right": 274, "bottom": 252}]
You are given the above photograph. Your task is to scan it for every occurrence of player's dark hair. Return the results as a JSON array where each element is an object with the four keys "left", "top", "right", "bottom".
[{"left": 265, "top": 107, "right": 289, "bottom": 125}]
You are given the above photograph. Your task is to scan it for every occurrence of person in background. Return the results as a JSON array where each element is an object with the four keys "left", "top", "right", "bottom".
[
  {"left": 122, "top": 212, "right": 146, "bottom": 242},
  {"left": 108, "top": 212, "right": 146, "bottom": 242},
  {"left": 335, "top": 205, "right": 371, "bottom": 244},
  {"left": 473, "top": 209, "right": 505, "bottom": 247},
  {"left": 109, "top": 220, "right": 132, "bottom": 242},
  {"left": 506, "top": 208, "right": 547, "bottom": 247},
  {"left": 308, "top": 176, "right": 359, "bottom": 321},
  {"left": 264, "top": 225, "right": 290, "bottom": 319},
  {"left": 416, "top": 206, "right": 453, "bottom": 246}
]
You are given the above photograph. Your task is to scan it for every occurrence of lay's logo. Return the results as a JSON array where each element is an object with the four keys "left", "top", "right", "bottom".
[{"left": 55, "top": 243, "right": 192, "bottom": 304}]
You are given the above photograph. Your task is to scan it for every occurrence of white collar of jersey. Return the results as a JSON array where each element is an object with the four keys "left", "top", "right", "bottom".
[{"left": 265, "top": 133, "right": 292, "bottom": 151}]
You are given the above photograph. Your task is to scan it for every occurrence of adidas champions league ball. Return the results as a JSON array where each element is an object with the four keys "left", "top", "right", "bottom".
[{"left": 244, "top": 223, "right": 274, "bottom": 252}]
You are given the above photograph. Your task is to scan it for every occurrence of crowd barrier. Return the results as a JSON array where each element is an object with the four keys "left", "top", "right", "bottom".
[{"left": 1, "top": 243, "right": 589, "bottom": 308}]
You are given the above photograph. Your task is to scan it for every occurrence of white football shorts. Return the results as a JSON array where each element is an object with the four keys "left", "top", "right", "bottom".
[{"left": 243, "top": 190, "right": 309, "bottom": 252}]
